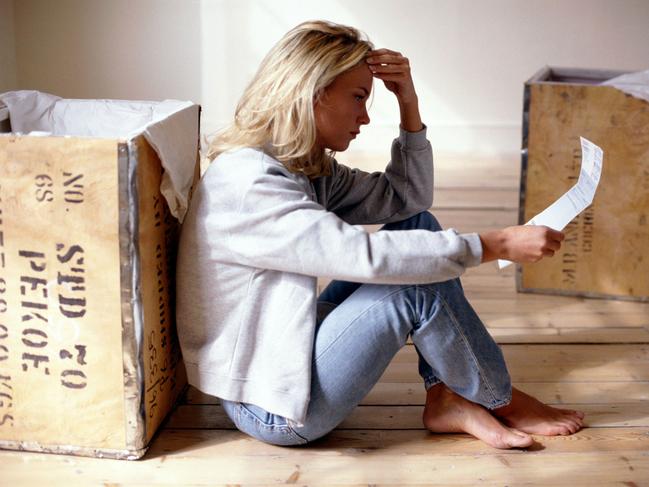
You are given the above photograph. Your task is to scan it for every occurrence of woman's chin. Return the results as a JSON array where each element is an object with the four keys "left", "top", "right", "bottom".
[{"left": 333, "top": 141, "right": 351, "bottom": 152}]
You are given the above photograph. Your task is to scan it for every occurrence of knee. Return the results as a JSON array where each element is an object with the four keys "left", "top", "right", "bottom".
[
  {"left": 382, "top": 211, "right": 443, "bottom": 232},
  {"left": 423, "top": 211, "right": 443, "bottom": 231},
  {"left": 410, "top": 211, "right": 443, "bottom": 232}
]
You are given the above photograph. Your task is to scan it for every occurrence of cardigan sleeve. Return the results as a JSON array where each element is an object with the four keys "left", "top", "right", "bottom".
[
  {"left": 198, "top": 152, "right": 481, "bottom": 283},
  {"left": 320, "top": 125, "right": 433, "bottom": 225}
]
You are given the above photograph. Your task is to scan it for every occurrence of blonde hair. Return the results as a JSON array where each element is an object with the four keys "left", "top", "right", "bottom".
[{"left": 207, "top": 20, "right": 374, "bottom": 179}]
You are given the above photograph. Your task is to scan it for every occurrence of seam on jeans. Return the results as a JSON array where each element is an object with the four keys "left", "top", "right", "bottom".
[
  {"left": 287, "top": 425, "right": 310, "bottom": 444},
  {"left": 237, "top": 404, "right": 307, "bottom": 445},
  {"left": 313, "top": 285, "right": 417, "bottom": 362},
  {"left": 239, "top": 403, "right": 290, "bottom": 432},
  {"left": 236, "top": 404, "right": 308, "bottom": 444},
  {"left": 430, "top": 289, "right": 500, "bottom": 404}
]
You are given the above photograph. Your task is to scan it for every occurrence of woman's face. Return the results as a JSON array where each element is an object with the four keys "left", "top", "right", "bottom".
[{"left": 314, "top": 61, "right": 372, "bottom": 152}]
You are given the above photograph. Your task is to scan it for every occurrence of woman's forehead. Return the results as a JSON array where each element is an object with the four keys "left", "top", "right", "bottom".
[{"left": 333, "top": 63, "right": 373, "bottom": 92}]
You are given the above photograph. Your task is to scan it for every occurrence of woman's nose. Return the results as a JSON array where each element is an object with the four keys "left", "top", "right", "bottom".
[{"left": 359, "top": 106, "right": 370, "bottom": 125}]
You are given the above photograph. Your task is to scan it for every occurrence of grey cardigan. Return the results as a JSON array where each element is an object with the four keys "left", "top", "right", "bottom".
[{"left": 175, "top": 126, "right": 483, "bottom": 425}]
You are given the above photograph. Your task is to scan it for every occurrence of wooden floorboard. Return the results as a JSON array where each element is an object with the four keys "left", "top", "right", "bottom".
[
  {"left": 432, "top": 186, "right": 519, "bottom": 210},
  {"left": 185, "top": 381, "right": 649, "bottom": 406},
  {"left": 3, "top": 430, "right": 648, "bottom": 486},
  {"left": 2, "top": 169, "right": 648, "bottom": 485},
  {"left": 166, "top": 402, "right": 649, "bottom": 430}
]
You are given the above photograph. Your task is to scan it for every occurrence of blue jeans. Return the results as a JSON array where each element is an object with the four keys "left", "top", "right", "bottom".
[{"left": 221, "top": 211, "right": 512, "bottom": 446}]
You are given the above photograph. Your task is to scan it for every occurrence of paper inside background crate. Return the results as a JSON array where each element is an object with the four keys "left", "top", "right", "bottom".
[
  {"left": 0, "top": 90, "right": 198, "bottom": 222},
  {"left": 601, "top": 68, "right": 649, "bottom": 103},
  {"left": 529, "top": 66, "right": 649, "bottom": 102}
]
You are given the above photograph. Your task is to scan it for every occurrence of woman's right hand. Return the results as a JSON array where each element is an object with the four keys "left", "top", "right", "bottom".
[{"left": 479, "top": 225, "right": 565, "bottom": 263}]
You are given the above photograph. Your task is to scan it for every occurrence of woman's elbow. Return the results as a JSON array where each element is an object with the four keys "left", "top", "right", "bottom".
[{"left": 411, "top": 191, "right": 433, "bottom": 214}]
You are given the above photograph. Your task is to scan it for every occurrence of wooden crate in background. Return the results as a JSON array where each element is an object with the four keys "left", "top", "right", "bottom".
[
  {"left": 519, "top": 67, "right": 649, "bottom": 301},
  {"left": 0, "top": 122, "right": 198, "bottom": 458}
]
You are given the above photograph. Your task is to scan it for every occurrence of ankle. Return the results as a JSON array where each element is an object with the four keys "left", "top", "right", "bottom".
[
  {"left": 425, "top": 383, "right": 451, "bottom": 404},
  {"left": 492, "top": 401, "right": 514, "bottom": 418}
]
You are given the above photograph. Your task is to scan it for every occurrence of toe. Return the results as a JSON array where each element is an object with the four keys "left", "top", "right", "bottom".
[
  {"left": 492, "top": 429, "right": 533, "bottom": 449},
  {"left": 509, "top": 428, "right": 534, "bottom": 447},
  {"left": 562, "top": 411, "right": 584, "bottom": 427},
  {"left": 559, "top": 409, "right": 584, "bottom": 419},
  {"left": 575, "top": 410, "right": 586, "bottom": 420},
  {"left": 509, "top": 434, "right": 534, "bottom": 448},
  {"left": 565, "top": 421, "right": 579, "bottom": 434},
  {"left": 572, "top": 419, "right": 584, "bottom": 432},
  {"left": 563, "top": 408, "right": 586, "bottom": 420},
  {"left": 561, "top": 420, "right": 582, "bottom": 435}
]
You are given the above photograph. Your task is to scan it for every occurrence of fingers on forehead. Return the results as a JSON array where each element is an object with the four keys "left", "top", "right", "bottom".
[
  {"left": 368, "top": 48, "right": 399, "bottom": 56},
  {"left": 367, "top": 53, "right": 406, "bottom": 65}
]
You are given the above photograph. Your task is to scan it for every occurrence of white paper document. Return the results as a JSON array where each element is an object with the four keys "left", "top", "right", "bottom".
[{"left": 498, "top": 137, "right": 603, "bottom": 269}]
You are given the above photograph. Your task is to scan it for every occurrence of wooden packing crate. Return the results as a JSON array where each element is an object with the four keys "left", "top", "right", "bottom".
[
  {"left": 518, "top": 67, "right": 649, "bottom": 301},
  {"left": 0, "top": 108, "right": 199, "bottom": 458}
]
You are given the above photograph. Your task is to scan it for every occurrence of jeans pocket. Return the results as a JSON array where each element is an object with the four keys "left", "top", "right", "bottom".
[
  {"left": 240, "top": 402, "right": 287, "bottom": 426},
  {"left": 235, "top": 402, "right": 309, "bottom": 446}
]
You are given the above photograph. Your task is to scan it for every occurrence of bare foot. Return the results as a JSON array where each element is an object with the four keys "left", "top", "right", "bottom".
[
  {"left": 423, "top": 384, "right": 533, "bottom": 449},
  {"left": 493, "top": 387, "right": 586, "bottom": 436}
]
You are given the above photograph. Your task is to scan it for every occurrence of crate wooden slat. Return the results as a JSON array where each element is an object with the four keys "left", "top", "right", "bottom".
[
  {"left": 0, "top": 136, "right": 126, "bottom": 451},
  {"left": 0, "top": 133, "right": 191, "bottom": 459},
  {"left": 519, "top": 67, "right": 649, "bottom": 301}
]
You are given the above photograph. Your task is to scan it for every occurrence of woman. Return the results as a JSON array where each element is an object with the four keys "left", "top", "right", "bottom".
[{"left": 176, "top": 20, "right": 584, "bottom": 449}]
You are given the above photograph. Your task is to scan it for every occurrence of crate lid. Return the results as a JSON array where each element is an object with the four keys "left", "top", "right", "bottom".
[
  {"left": 0, "top": 90, "right": 199, "bottom": 222},
  {"left": 527, "top": 66, "right": 630, "bottom": 85}
]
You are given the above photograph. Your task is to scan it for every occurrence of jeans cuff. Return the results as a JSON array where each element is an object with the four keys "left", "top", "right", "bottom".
[
  {"left": 485, "top": 391, "right": 512, "bottom": 410},
  {"left": 424, "top": 377, "right": 442, "bottom": 390}
]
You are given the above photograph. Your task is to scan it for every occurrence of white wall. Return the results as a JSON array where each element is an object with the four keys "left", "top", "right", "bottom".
[
  {"left": 9, "top": 0, "right": 649, "bottom": 157},
  {"left": 0, "top": 0, "right": 17, "bottom": 92},
  {"left": 201, "top": 0, "right": 649, "bottom": 156},
  {"left": 13, "top": 0, "right": 201, "bottom": 101}
]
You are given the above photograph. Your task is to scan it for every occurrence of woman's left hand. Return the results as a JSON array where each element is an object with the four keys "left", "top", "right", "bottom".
[
  {"left": 366, "top": 49, "right": 418, "bottom": 105},
  {"left": 366, "top": 48, "right": 422, "bottom": 132}
]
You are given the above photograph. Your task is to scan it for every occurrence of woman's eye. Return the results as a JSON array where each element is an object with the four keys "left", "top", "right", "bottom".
[{"left": 355, "top": 95, "right": 364, "bottom": 101}]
